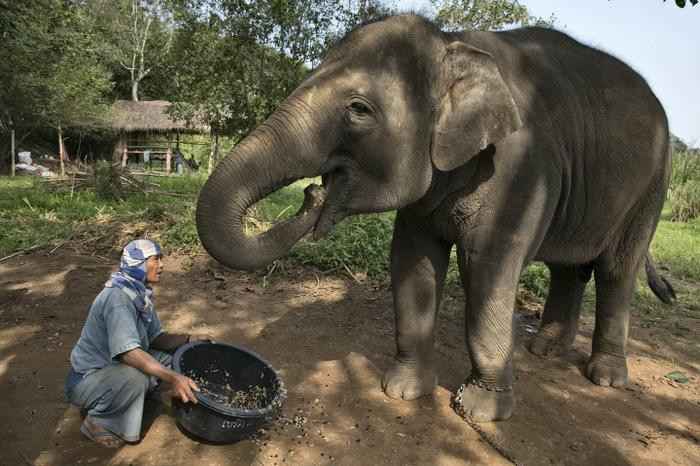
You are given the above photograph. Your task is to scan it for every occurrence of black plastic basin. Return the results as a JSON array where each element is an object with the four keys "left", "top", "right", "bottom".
[{"left": 172, "top": 341, "right": 286, "bottom": 444}]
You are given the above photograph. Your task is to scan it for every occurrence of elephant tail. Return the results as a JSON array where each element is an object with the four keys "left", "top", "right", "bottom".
[{"left": 645, "top": 253, "right": 676, "bottom": 304}]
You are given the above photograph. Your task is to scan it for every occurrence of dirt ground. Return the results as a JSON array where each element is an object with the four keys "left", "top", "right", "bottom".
[{"left": 1, "top": 247, "right": 698, "bottom": 466}]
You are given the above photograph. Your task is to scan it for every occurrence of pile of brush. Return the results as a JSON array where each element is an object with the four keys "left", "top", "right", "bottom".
[{"left": 41, "top": 162, "right": 159, "bottom": 200}]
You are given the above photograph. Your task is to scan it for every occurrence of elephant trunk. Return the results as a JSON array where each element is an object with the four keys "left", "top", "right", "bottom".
[{"left": 196, "top": 99, "right": 328, "bottom": 271}]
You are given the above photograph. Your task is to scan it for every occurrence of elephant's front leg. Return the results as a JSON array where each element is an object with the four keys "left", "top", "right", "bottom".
[
  {"left": 452, "top": 246, "right": 521, "bottom": 422},
  {"left": 382, "top": 212, "right": 451, "bottom": 400}
]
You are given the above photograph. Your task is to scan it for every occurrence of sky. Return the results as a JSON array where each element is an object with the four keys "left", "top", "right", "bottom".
[{"left": 387, "top": 0, "right": 699, "bottom": 147}]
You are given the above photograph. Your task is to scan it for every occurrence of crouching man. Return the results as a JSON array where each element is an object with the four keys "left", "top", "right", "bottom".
[{"left": 65, "top": 239, "right": 209, "bottom": 447}]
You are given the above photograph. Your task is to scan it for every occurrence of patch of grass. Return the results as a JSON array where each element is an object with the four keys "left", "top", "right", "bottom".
[
  {"left": 292, "top": 214, "right": 394, "bottom": 278},
  {"left": 0, "top": 174, "right": 204, "bottom": 257},
  {"left": 161, "top": 204, "right": 200, "bottom": 251},
  {"left": 251, "top": 183, "right": 556, "bottom": 294},
  {"left": 2, "top": 167, "right": 699, "bottom": 309},
  {"left": 650, "top": 216, "right": 700, "bottom": 281},
  {"left": 247, "top": 179, "right": 395, "bottom": 278}
]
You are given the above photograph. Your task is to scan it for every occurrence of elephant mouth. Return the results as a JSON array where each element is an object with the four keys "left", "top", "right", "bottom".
[{"left": 308, "top": 167, "right": 349, "bottom": 241}]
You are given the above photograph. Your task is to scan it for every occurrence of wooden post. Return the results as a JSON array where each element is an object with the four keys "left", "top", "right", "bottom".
[
  {"left": 113, "top": 134, "right": 125, "bottom": 164},
  {"left": 58, "top": 125, "right": 65, "bottom": 177},
  {"left": 10, "top": 128, "right": 15, "bottom": 177},
  {"left": 208, "top": 131, "right": 215, "bottom": 175},
  {"left": 165, "top": 142, "right": 172, "bottom": 175},
  {"left": 121, "top": 142, "right": 128, "bottom": 169},
  {"left": 207, "top": 131, "right": 219, "bottom": 175},
  {"left": 214, "top": 133, "right": 219, "bottom": 166}
]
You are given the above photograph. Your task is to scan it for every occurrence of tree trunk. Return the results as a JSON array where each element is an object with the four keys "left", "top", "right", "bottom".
[
  {"left": 58, "top": 125, "right": 65, "bottom": 177},
  {"left": 214, "top": 133, "right": 219, "bottom": 168},
  {"left": 207, "top": 131, "right": 218, "bottom": 175},
  {"left": 10, "top": 128, "right": 15, "bottom": 177},
  {"left": 131, "top": 80, "right": 139, "bottom": 101}
]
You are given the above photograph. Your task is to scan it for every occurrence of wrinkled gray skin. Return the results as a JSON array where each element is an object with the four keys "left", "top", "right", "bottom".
[{"left": 197, "top": 15, "right": 674, "bottom": 422}]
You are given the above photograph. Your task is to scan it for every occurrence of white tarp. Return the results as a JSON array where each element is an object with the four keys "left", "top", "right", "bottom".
[{"left": 18, "top": 151, "right": 32, "bottom": 164}]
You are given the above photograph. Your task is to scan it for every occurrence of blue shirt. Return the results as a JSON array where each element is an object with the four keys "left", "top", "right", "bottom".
[{"left": 69, "top": 287, "right": 163, "bottom": 376}]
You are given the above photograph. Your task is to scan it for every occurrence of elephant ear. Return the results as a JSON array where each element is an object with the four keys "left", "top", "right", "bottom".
[{"left": 432, "top": 42, "right": 522, "bottom": 172}]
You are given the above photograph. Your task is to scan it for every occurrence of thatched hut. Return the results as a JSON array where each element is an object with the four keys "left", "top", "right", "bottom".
[{"left": 109, "top": 100, "right": 207, "bottom": 173}]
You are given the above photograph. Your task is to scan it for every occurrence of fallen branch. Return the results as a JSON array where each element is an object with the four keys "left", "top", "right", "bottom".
[
  {"left": 39, "top": 165, "right": 184, "bottom": 199},
  {"left": 48, "top": 233, "right": 74, "bottom": 255},
  {"left": 262, "top": 261, "right": 279, "bottom": 288},
  {"left": 0, "top": 244, "right": 42, "bottom": 263},
  {"left": 144, "top": 190, "right": 192, "bottom": 198},
  {"left": 129, "top": 171, "right": 172, "bottom": 177},
  {"left": 341, "top": 261, "right": 362, "bottom": 284}
]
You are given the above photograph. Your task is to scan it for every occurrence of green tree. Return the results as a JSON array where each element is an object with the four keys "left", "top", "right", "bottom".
[
  {"left": 0, "top": 0, "right": 112, "bottom": 174},
  {"left": 671, "top": 133, "right": 689, "bottom": 154},
  {"left": 167, "top": 0, "right": 352, "bottom": 171},
  {"left": 666, "top": 0, "right": 698, "bottom": 7},
  {"left": 431, "top": 0, "right": 554, "bottom": 31},
  {"left": 87, "top": 0, "right": 175, "bottom": 101}
]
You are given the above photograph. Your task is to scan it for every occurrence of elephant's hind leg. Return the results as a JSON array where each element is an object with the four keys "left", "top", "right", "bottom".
[
  {"left": 585, "top": 257, "right": 639, "bottom": 387},
  {"left": 529, "top": 263, "right": 591, "bottom": 357},
  {"left": 587, "top": 175, "right": 666, "bottom": 388}
]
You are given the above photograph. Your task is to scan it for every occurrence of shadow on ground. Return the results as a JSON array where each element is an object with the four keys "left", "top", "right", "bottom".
[{"left": 0, "top": 248, "right": 698, "bottom": 466}]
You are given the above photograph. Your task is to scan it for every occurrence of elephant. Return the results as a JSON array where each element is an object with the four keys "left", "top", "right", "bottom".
[{"left": 196, "top": 14, "right": 676, "bottom": 422}]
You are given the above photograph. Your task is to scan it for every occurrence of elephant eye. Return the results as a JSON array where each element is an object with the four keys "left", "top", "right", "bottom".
[{"left": 348, "top": 100, "right": 372, "bottom": 115}]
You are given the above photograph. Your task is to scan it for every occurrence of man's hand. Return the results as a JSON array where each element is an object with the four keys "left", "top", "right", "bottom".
[
  {"left": 120, "top": 348, "right": 200, "bottom": 404},
  {"left": 170, "top": 373, "right": 200, "bottom": 404}
]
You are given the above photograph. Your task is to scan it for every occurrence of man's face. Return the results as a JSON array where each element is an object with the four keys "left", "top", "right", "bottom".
[{"left": 145, "top": 255, "right": 163, "bottom": 284}]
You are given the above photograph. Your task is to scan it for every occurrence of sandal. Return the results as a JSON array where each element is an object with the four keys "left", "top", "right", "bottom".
[{"left": 80, "top": 416, "right": 125, "bottom": 448}]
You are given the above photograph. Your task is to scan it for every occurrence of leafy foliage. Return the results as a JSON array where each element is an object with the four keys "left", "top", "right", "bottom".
[
  {"left": 519, "top": 263, "right": 551, "bottom": 299},
  {"left": 167, "top": 1, "right": 346, "bottom": 137},
  {"left": 665, "top": 0, "right": 698, "bottom": 7},
  {"left": 669, "top": 151, "right": 700, "bottom": 222},
  {"left": 671, "top": 133, "right": 689, "bottom": 153},
  {"left": 670, "top": 180, "right": 700, "bottom": 222},
  {"left": 87, "top": 0, "right": 175, "bottom": 102},
  {"left": 2, "top": 0, "right": 561, "bottom": 169},
  {"left": 670, "top": 150, "right": 700, "bottom": 189},
  {"left": 0, "top": 0, "right": 112, "bottom": 132},
  {"left": 431, "top": 0, "right": 555, "bottom": 31}
]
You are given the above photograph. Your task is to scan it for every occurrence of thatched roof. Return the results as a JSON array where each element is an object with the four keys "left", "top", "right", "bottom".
[{"left": 108, "top": 100, "right": 208, "bottom": 134}]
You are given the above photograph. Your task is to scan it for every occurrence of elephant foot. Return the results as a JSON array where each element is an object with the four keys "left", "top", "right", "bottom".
[
  {"left": 381, "top": 360, "right": 437, "bottom": 401},
  {"left": 451, "top": 377, "right": 514, "bottom": 422},
  {"left": 586, "top": 352, "right": 628, "bottom": 387},
  {"left": 528, "top": 327, "right": 575, "bottom": 358}
]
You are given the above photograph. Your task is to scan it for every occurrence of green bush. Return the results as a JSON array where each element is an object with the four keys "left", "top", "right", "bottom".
[
  {"left": 520, "top": 263, "right": 550, "bottom": 299},
  {"left": 670, "top": 151, "right": 700, "bottom": 190},
  {"left": 669, "top": 151, "right": 700, "bottom": 222},
  {"left": 94, "top": 161, "right": 125, "bottom": 200},
  {"left": 670, "top": 180, "right": 700, "bottom": 222}
]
